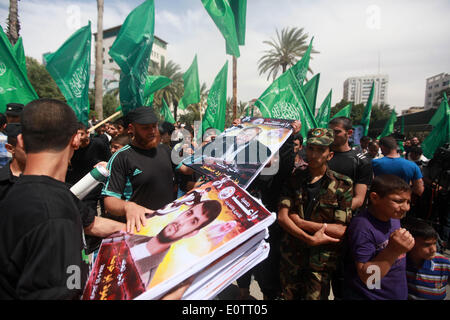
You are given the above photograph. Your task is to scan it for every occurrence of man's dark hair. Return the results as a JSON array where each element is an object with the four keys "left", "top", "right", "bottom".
[
  {"left": 111, "top": 133, "right": 130, "bottom": 146},
  {"left": 360, "top": 136, "right": 372, "bottom": 143},
  {"left": 77, "top": 122, "right": 87, "bottom": 131},
  {"left": 158, "top": 121, "right": 175, "bottom": 136},
  {"left": 113, "top": 118, "right": 125, "bottom": 129},
  {"left": 329, "top": 117, "right": 353, "bottom": 131},
  {"left": 403, "top": 217, "right": 438, "bottom": 240},
  {"left": 368, "top": 141, "right": 379, "bottom": 148},
  {"left": 21, "top": 99, "right": 79, "bottom": 153},
  {"left": 370, "top": 174, "right": 411, "bottom": 198},
  {"left": 379, "top": 136, "right": 398, "bottom": 151},
  {"left": 409, "top": 146, "right": 423, "bottom": 156},
  {"left": 292, "top": 133, "right": 303, "bottom": 145},
  {"left": 0, "top": 113, "right": 6, "bottom": 128},
  {"left": 198, "top": 200, "right": 222, "bottom": 229}
]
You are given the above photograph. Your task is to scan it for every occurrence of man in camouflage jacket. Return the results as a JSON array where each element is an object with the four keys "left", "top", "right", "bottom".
[{"left": 278, "top": 128, "right": 353, "bottom": 300}]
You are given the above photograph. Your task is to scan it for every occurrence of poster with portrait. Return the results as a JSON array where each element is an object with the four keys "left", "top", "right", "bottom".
[
  {"left": 82, "top": 176, "right": 276, "bottom": 300},
  {"left": 183, "top": 117, "right": 293, "bottom": 189}
]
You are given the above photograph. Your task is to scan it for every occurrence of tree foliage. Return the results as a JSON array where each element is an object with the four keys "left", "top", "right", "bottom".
[
  {"left": 26, "top": 56, "right": 65, "bottom": 100},
  {"left": 258, "top": 27, "right": 318, "bottom": 81},
  {"left": 331, "top": 99, "right": 393, "bottom": 126}
]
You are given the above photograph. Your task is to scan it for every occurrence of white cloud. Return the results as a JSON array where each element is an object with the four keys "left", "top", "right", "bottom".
[{"left": 0, "top": 0, "right": 449, "bottom": 112}]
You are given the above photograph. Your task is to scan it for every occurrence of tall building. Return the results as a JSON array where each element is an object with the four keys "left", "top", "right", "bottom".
[
  {"left": 343, "top": 74, "right": 389, "bottom": 106},
  {"left": 424, "top": 72, "right": 450, "bottom": 109},
  {"left": 92, "top": 25, "right": 168, "bottom": 90}
]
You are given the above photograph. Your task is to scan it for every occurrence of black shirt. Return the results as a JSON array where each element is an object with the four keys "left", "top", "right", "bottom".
[
  {"left": 0, "top": 162, "right": 18, "bottom": 202},
  {"left": 328, "top": 149, "right": 372, "bottom": 186},
  {"left": 102, "top": 143, "right": 174, "bottom": 210},
  {"left": 0, "top": 175, "right": 89, "bottom": 299},
  {"left": 66, "top": 137, "right": 111, "bottom": 185}
]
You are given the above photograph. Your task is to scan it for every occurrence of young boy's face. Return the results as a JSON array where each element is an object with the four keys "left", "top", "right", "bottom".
[
  {"left": 410, "top": 237, "right": 437, "bottom": 261},
  {"left": 370, "top": 190, "right": 411, "bottom": 221},
  {"left": 111, "top": 142, "right": 125, "bottom": 154}
]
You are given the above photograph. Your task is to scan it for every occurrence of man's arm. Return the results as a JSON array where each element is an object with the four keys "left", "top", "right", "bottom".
[
  {"left": 103, "top": 196, "right": 153, "bottom": 233},
  {"left": 278, "top": 207, "right": 340, "bottom": 246},
  {"left": 84, "top": 216, "right": 126, "bottom": 238},
  {"left": 351, "top": 183, "right": 368, "bottom": 210},
  {"left": 289, "top": 215, "right": 347, "bottom": 239},
  {"left": 411, "top": 178, "right": 424, "bottom": 196}
]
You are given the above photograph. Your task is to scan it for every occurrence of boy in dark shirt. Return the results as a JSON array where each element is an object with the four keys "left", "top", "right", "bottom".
[{"left": 344, "top": 174, "right": 415, "bottom": 300}]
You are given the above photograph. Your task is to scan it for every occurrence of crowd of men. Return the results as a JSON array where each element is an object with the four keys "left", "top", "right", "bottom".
[{"left": 0, "top": 99, "right": 448, "bottom": 300}]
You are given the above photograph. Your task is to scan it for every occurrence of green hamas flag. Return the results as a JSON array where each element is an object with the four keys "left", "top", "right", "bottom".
[
  {"left": 201, "top": 0, "right": 240, "bottom": 57},
  {"left": 0, "top": 26, "right": 38, "bottom": 113},
  {"left": 302, "top": 73, "right": 320, "bottom": 116},
  {"left": 377, "top": 109, "right": 397, "bottom": 139},
  {"left": 360, "top": 82, "right": 375, "bottom": 136},
  {"left": 178, "top": 55, "right": 200, "bottom": 110},
  {"left": 316, "top": 89, "right": 332, "bottom": 128},
  {"left": 143, "top": 75, "right": 172, "bottom": 106},
  {"left": 109, "top": 0, "right": 155, "bottom": 115},
  {"left": 422, "top": 107, "right": 450, "bottom": 159},
  {"left": 331, "top": 103, "right": 352, "bottom": 120},
  {"left": 45, "top": 22, "right": 91, "bottom": 126},
  {"left": 229, "top": 0, "right": 247, "bottom": 46},
  {"left": 290, "top": 37, "right": 314, "bottom": 86},
  {"left": 429, "top": 92, "right": 449, "bottom": 127},
  {"left": 161, "top": 98, "right": 175, "bottom": 124},
  {"left": 201, "top": 61, "right": 228, "bottom": 139},
  {"left": 255, "top": 67, "right": 317, "bottom": 139},
  {"left": 13, "top": 37, "right": 26, "bottom": 75}
]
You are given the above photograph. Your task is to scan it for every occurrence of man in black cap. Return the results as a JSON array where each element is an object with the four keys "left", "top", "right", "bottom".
[
  {"left": 0, "top": 123, "right": 25, "bottom": 201},
  {"left": 5, "top": 103, "right": 24, "bottom": 124},
  {"left": 102, "top": 106, "right": 175, "bottom": 233}
]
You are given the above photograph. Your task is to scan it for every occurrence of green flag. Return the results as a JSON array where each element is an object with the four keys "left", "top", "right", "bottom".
[
  {"left": 201, "top": 61, "right": 228, "bottom": 139},
  {"left": 45, "top": 22, "right": 92, "bottom": 126},
  {"left": 142, "top": 74, "right": 172, "bottom": 106},
  {"left": 255, "top": 67, "right": 317, "bottom": 139},
  {"left": 178, "top": 55, "right": 200, "bottom": 110},
  {"left": 109, "top": 0, "right": 155, "bottom": 116},
  {"left": 161, "top": 98, "right": 175, "bottom": 124},
  {"left": 0, "top": 26, "right": 38, "bottom": 113},
  {"left": 429, "top": 92, "right": 449, "bottom": 127},
  {"left": 422, "top": 107, "right": 450, "bottom": 159},
  {"left": 290, "top": 37, "right": 314, "bottom": 86},
  {"left": 301, "top": 73, "right": 320, "bottom": 116},
  {"left": 360, "top": 82, "right": 375, "bottom": 136},
  {"left": 331, "top": 103, "right": 352, "bottom": 120},
  {"left": 229, "top": 0, "right": 247, "bottom": 46},
  {"left": 377, "top": 109, "right": 397, "bottom": 140},
  {"left": 316, "top": 90, "right": 332, "bottom": 128},
  {"left": 201, "top": 0, "right": 240, "bottom": 57},
  {"left": 13, "top": 37, "right": 26, "bottom": 75}
]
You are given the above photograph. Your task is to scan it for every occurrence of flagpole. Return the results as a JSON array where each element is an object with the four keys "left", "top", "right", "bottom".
[{"left": 233, "top": 56, "right": 237, "bottom": 120}]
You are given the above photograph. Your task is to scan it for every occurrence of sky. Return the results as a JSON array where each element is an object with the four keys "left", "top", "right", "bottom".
[{"left": 0, "top": 0, "right": 449, "bottom": 112}]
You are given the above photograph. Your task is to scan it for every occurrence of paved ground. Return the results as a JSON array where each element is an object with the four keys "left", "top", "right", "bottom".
[{"left": 217, "top": 248, "right": 450, "bottom": 300}]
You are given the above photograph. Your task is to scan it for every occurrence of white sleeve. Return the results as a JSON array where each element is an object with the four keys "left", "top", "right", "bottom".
[{"left": 130, "top": 242, "right": 151, "bottom": 260}]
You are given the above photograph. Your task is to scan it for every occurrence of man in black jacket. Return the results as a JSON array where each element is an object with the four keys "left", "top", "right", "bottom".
[{"left": 0, "top": 99, "right": 89, "bottom": 299}]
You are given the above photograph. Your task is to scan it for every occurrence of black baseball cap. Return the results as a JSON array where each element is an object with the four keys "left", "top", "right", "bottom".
[
  {"left": 6, "top": 103, "right": 24, "bottom": 116},
  {"left": 126, "top": 106, "right": 158, "bottom": 125},
  {"left": 4, "top": 123, "right": 22, "bottom": 138}
]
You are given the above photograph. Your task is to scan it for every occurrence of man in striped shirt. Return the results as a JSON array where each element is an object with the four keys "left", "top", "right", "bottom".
[{"left": 404, "top": 218, "right": 450, "bottom": 300}]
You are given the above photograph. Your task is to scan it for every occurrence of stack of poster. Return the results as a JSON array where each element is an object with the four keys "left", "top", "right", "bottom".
[
  {"left": 82, "top": 176, "right": 276, "bottom": 300},
  {"left": 183, "top": 117, "right": 293, "bottom": 189}
]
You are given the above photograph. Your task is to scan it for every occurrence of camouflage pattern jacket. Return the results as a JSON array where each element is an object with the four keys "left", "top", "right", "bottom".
[{"left": 279, "top": 167, "right": 353, "bottom": 271}]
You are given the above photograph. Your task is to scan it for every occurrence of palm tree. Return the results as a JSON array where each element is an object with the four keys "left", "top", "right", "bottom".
[
  {"left": 94, "top": 0, "right": 104, "bottom": 120},
  {"left": 257, "top": 27, "right": 318, "bottom": 82},
  {"left": 151, "top": 60, "right": 183, "bottom": 120},
  {"left": 225, "top": 98, "right": 249, "bottom": 128},
  {"left": 7, "top": 0, "right": 20, "bottom": 46}
]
